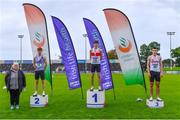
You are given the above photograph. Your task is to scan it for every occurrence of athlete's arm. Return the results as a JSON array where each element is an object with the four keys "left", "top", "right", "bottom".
[
  {"left": 90, "top": 50, "right": 92, "bottom": 60},
  {"left": 44, "top": 57, "right": 47, "bottom": 69},
  {"left": 100, "top": 50, "right": 102, "bottom": 60},
  {"left": 147, "top": 56, "right": 151, "bottom": 77},
  {"left": 33, "top": 57, "right": 36, "bottom": 69},
  {"left": 160, "top": 57, "right": 163, "bottom": 77}
]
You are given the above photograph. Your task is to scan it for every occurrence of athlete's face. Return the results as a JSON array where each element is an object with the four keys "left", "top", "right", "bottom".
[
  {"left": 152, "top": 49, "right": 157, "bottom": 55},
  {"left": 38, "top": 50, "right": 42, "bottom": 55},
  {"left": 94, "top": 43, "right": 99, "bottom": 48}
]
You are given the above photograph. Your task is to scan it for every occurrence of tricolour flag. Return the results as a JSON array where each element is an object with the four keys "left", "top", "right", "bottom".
[
  {"left": 83, "top": 18, "right": 114, "bottom": 90},
  {"left": 23, "top": 3, "right": 52, "bottom": 89},
  {"left": 52, "top": 16, "right": 82, "bottom": 90},
  {"left": 104, "top": 8, "right": 146, "bottom": 90}
]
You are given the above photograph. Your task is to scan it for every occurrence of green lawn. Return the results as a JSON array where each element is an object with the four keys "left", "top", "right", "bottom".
[
  {"left": 163, "top": 67, "right": 180, "bottom": 71},
  {"left": 0, "top": 73, "right": 180, "bottom": 119}
]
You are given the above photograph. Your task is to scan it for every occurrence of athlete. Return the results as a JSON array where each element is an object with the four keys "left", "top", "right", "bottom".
[
  {"left": 90, "top": 40, "right": 102, "bottom": 91},
  {"left": 147, "top": 47, "right": 163, "bottom": 101},
  {"left": 33, "top": 47, "right": 47, "bottom": 96}
]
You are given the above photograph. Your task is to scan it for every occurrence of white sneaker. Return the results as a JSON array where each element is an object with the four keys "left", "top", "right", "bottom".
[
  {"left": 98, "top": 86, "right": 103, "bottom": 91},
  {"left": 149, "top": 97, "right": 153, "bottom": 101},
  {"left": 157, "top": 97, "right": 162, "bottom": 101},
  {"left": 33, "top": 91, "right": 37, "bottom": 96},
  {"left": 10, "top": 105, "right": 14, "bottom": 110},
  {"left": 42, "top": 91, "right": 46, "bottom": 96},
  {"left": 90, "top": 86, "right": 94, "bottom": 91},
  {"left": 15, "top": 105, "right": 19, "bottom": 109}
]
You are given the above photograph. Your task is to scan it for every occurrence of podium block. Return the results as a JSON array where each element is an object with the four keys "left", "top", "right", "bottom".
[
  {"left": 30, "top": 95, "right": 48, "bottom": 107},
  {"left": 146, "top": 99, "right": 164, "bottom": 108},
  {"left": 87, "top": 89, "right": 105, "bottom": 108}
]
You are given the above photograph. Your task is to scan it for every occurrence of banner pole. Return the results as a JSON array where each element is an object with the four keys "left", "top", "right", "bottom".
[
  {"left": 80, "top": 86, "right": 84, "bottom": 99},
  {"left": 112, "top": 86, "right": 116, "bottom": 100}
]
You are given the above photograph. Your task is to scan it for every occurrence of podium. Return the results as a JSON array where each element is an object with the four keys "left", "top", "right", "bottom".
[
  {"left": 87, "top": 89, "right": 105, "bottom": 108},
  {"left": 30, "top": 95, "right": 48, "bottom": 107},
  {"left": 146, "top": 99, "right": 164, "bottom": 108}
]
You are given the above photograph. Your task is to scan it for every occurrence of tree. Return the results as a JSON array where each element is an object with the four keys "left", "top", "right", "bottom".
[
  {"left": 140, "top": 41, "right": 160, "bottom": 70},
  {"left": 107, "top": 49, "right": 118, "bottom": 59},
  {"left": 148, "top": 41, "right": 160, "bottom": 51},
  {"left": 162, "top": 59, "right": 174, "bottom": 68},
  {"left": 140, "top": 44, "right": 149, "bottom": 63},
  {"left": 171, "top": 46, "right": 180, "bottom": 67}
]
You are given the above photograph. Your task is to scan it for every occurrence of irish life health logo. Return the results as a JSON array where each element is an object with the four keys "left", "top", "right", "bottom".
[
  {"left": 118, "top": 37, "right": 132, "bottom": 53},
  {"left": 33, "top": 32, "right": 45, "bottom": 48}
]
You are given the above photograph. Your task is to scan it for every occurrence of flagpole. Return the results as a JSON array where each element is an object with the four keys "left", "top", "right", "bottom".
[
  {"left": 80, "top": 85, "right": 84, "bottom": 99},
  {"left": 83, "top": 33, "right": 88, "bottom": 73},
  {"left": 18, "top": 34, "right": 24, "bottom": 70},
  {"left": 112, "top": 84, "right": 116, "bottom": 100}
]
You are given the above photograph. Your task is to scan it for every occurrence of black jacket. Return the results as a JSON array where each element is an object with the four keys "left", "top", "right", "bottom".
[{"left": 5, "top": 70, "right": 26, "bottom": 92}]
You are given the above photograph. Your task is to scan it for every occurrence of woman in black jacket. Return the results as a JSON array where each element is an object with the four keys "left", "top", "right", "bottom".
[{"left": 5, "top": 63, "right": 26, "bottom": 110}]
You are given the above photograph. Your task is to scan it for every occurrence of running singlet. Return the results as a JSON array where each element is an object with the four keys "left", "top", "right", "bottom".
[
  {"left": 149, "top": 55, "right": 161, "bottom": 72},
  {"left": 35, "top": 55, "right": 45, "bottom": 71},
  {"left": 90, "top": 48, "right": 102, "bottom": 64}
]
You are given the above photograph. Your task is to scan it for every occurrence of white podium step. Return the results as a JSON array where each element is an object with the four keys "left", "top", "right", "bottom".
[
  {"left": 87, "top": 89, "right": 105, "bottom": 108},
  {"left": 30, "top": 95, "right": 48, "bottom": 107},
  {"left": 146, "top": 99, "right": 164, "bottom": 108}
]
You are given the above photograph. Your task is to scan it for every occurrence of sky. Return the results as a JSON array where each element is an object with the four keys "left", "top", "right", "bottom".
[{"left": 0, "top": 0, "right": 179, "bottom": 60}]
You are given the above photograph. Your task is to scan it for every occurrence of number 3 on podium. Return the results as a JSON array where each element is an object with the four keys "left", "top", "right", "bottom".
[{"left": 92, "top": 93, "right": 97, "bottom": 103}]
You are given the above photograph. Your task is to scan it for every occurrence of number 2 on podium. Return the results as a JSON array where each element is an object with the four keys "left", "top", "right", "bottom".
[
  {"left": 92, "top": 93, "right": 97, "bottom": 103},
  {"left": 35, "top": 98, "right": 40, "bottom": 104}
]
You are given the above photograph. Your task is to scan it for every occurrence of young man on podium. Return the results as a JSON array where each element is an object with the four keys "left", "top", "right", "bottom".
[
  {"left": 33, "top": 47, "right": 47, "bottom": 97},
  {"left": 90, "top": 40, "right": 102, "bottom": 91},
  {"left": 147, "top": 47, "right": 163, "bottom": 101}
]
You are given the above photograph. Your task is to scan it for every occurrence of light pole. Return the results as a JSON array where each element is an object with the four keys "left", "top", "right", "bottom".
[
  {"left": 18, "top": 34, "right": 24, "bottom": 70},
  {"left": 167, "top": 32, "right": 175, "bottom": 70},
  {"left": 83, "top": 34, "right": 88, "bottom": 73}
]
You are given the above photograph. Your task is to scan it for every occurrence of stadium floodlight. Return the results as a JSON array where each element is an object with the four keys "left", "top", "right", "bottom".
[
  {"left": 167, "top": 32, "right": 175, "bottom": 70},
  {"left": 83, "top": 34, "right": 88, "bottom": 73},
  {"left": 18, "top": 34, "right": 24, "bottom": 70}
]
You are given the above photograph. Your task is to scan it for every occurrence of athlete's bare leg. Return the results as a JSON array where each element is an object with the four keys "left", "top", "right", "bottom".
[
  {"left": 35, "top": 80, "right": 38, "bottom": 92},
  {"left": 42, "top": 80, "right": 45, "bottom": 91},
  {"left": 97, "top": 72, "right": 101, "bottom": 87},
  {"left": 91, "top": 73, "right": 94, "bottom": 87},
  {"left": 150, "top": 82, "right": 154, "bottom": 97},
  {"left": 156, "top": 81, "right": 160, "bottom": 98}
]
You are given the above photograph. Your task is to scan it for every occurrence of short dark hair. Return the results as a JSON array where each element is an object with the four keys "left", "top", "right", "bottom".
[
  {"left": 93, "top": 40, "right": 99, "bottom": 44},
  {"left": 37, "top": 47, "right": 43, "bottom": 51},
  {"left": 152, "top": 47, "right": 157, "bottom": 50}
]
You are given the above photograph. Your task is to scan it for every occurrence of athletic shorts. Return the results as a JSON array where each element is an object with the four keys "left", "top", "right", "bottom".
[
  {"left": 91, "top": 64, "right": 100, "bottom": 73},
  {"left": 35, "top": 70, "right": 45, "bottom": 80},
  {"left": 150, "top": 71, "right": 160, "bottom": 82}
]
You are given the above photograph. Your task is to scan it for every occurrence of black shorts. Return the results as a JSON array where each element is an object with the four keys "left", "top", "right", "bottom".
[
  {"left": 91, "top": 64, "right": 100, "bottom": 73},
  {"left": 35, "top": 70, "right": 45, "bottom": 80},
  {"left": 150, "top": 71, "right": 160, "bottom": 82}
]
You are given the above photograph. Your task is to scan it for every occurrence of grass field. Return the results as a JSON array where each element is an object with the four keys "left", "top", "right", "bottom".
[
  {"left": 163, "top": 67, "right": 180, "bottom": 71},
  {"left": 0, "top": 73, "right": 180, "bottom": 119}
]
